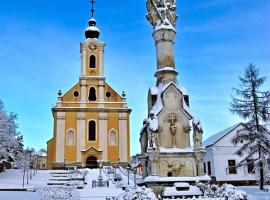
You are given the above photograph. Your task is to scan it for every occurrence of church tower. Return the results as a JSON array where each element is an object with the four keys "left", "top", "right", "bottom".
[
  {"left": 139, "top": 0, "right": 209, "bottom": 192},
  {"left": 47, "top": 2, "right": 131, "bottom": 169}
]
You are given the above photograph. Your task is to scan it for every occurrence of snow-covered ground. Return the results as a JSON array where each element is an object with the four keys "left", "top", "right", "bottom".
[
  {"left": 0, "top": 169, "right": 50, "bottom": 189},
  {"left": 1, "top": 169, "right": 270, "bottom": 200},
  {"left": 0, "top": 168, "right": 134, "bottom": 200},
  {"left": 238, "top": 186, "right": 270, "bottom": 200}
]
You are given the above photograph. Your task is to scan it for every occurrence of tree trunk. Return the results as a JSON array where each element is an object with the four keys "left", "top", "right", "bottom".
[{"left": 259, "top": 160, "right": 264, "bottom": 190}]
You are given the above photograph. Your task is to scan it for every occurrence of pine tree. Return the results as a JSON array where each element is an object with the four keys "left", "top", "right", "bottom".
[{"left": 230, "top": 63, "right": 270, "bottom": 190}]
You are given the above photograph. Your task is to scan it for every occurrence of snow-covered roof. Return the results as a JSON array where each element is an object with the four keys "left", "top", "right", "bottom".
[
  {"left": 149, "top": 86, "right": 158, "bottom": 96},
  {"left": 203, "top": 123, "right": 243, "bottom": 148},
  {"left": 149, "top": 81, "right": 191, "bottom": 117},
  {"left": 34, "top": 151, "right": 47, "bottom": 157}
]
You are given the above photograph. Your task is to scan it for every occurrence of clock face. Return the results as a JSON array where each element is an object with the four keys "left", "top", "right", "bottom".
[{"left": 88, "top": 43, "right": 97, "bottom": 50}]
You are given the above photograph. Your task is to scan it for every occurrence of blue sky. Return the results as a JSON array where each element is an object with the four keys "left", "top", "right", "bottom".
[{"left": 0, "top": 0, "right": 269, "bottom": 155}]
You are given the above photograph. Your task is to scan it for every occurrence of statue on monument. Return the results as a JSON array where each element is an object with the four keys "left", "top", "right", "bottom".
[
  {"left": 146, "top": 0, "right": 177, "bottom": 30},
  {"left": 168, "top": 113, "right": 177, "bottom": 147},
  {"left": 192, "top": 117, "right": 203, "bottom": 150},
  {"left": 140, "top": 119, "right": 148, "bottom": 154},
  {"left": 147, "top": 112, "right": 159, "bottom": 150}
]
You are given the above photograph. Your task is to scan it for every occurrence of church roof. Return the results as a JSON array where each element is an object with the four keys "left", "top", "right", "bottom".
[{"left": 203, "top": 123, "right": 243, "bottom": 148}]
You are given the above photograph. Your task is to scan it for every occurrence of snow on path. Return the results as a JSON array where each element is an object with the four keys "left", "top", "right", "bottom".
[
  {"left": 79, "top": 168, "right": 124, "bottom": 200},
  {"left": 238, "top": 186, "right": 270, "bottom": 200}
]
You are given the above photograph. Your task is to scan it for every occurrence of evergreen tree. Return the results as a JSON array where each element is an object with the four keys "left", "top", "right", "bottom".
[{"left": 230, "top": 63, "right": 270, "bottom": 190}]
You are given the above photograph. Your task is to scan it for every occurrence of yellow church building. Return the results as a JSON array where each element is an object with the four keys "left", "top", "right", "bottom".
[{"left": 47, "top": 7, "right": 131, "bottom": 169}]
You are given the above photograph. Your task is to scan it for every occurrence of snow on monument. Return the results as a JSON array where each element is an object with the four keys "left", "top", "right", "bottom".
[{"left": 138, "top": 0, "right": 210, "bottom": 194}]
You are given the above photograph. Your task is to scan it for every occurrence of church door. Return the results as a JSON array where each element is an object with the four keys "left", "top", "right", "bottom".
[{"left": 86, "top": 156, "right": 98, "bottom": 168}]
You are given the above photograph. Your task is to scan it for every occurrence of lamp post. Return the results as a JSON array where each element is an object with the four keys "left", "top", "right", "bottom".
[
  {"left": 127, "top": 166, "right": 130, "bottom": 185},
  {"left": 29, "top": 150, "right": 32, "bottom": 180},
  {"left": 133, "top": 169, "right": 137, "bottom": 187}
]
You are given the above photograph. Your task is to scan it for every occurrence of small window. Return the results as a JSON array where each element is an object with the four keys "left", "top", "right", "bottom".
[
  {"left": 88, "top": 87, "right": 97, "bottom": 101},
  {"left": 88, "top": 121, "right": 96, "bottom": 141},
  {"left": 247, "top": 159, "right": 254, "bottom": 174},
  {"left": 228, "top": 160, "right": 237, "bottom": 174},
  {"left": 73, "top": 91, "right": 79, "bottom": 98},
  {"left": 106, "top": 92, "right": 111, "bottom": 98},
  {"left": 90, "top": 55, "right": 96, "bottom": 68},
  {"left": 204, "top": 162, "right": 206, "bottom": 174},
  {"left": 207, "top": 161, "right": 212, "bottom": 175}
]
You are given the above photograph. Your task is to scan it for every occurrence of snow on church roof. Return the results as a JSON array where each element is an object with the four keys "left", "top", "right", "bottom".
[{"left": 203, "top": 123, "right": 243, "bottom": 148}]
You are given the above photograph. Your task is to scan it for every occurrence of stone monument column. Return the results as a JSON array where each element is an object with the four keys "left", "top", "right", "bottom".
[{"left": 147, "top": 0, "right": 178, "bottom": 85}]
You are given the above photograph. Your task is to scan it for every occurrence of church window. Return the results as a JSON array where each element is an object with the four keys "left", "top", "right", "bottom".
[
  {"left": 66, "top": 130, "right": 75, "bottom": 146},
  {"left": 228, "top": 160, "right": 237, "bottom": 174},
  {"left": 88, "top": 87, "right": 97, "bottom": 101},
  {"left": 106, "top": 92, "right": 111, "bottom": 98},
  {"left": 88, "top": 121, "right": 96, "bottom": 141},
  {"left": 109, "top": 130, "right": 117, "bottom": 146},
  {"left": 90, "top": 55, "right": 96, "bottom": 68},
  {"left": 73, "top": 91, "right": 79, "bottom": 98}
]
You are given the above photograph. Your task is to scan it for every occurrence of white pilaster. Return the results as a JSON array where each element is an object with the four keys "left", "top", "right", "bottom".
[
  {"left": 81, "top": 48, "right": 87, "bottom": 76},
  {"left": 81, "top": 80, "right": 87, "bottom": 106},
  {"left": 99, "top": 112, "right": 108, "bottom": 160},
  {"left": 98, "top": 80, "right": 105, "bottom": 102},
  {"left": 77, "top": 112, "right": 86, "bottom": 163},
  {"left": 56, "top": 112, "right": 66, "bottom": 162},
  {"left": 119, "top": 113, "right": 128, "bottom": 162},
  {"left": 99, "top": 46, "right": 104, "bottom": 76}
]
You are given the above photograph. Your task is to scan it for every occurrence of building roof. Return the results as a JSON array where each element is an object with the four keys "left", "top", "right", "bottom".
[{"left": 203, "top": 123, "right": 243, "bottom": 148}]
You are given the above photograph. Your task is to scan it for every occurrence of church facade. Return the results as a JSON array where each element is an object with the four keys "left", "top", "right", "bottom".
[{"left": 47, "top": 10, "right": 131, "bottom": 169}]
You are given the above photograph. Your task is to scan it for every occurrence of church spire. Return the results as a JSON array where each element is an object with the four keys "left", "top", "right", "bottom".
[{"left": 85, "top": 0, "right": 100, "bottom": 39}]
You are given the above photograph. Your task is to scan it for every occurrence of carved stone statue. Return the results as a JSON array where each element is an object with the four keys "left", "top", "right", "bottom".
[
  {"left": 168, "top": 113, "right": 177, "bottom": 147},
  {"left": 192, "top": 117, "right": 203, "bottom": 150},
  {"left": 146, "top": 0, "right": 177, "bottom": 30},
  {"left": 147, "top": 113, "right": 159, "bottom": 150},
  {"left": 140, "top": 119, "right": 148, "bottom": 154}
]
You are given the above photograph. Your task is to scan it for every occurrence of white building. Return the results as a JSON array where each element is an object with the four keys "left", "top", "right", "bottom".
[{"left": 203, "top": 123, "right": 257, "bottom": 185}]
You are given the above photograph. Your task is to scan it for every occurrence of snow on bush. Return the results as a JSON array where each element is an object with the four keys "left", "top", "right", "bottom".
[
  {"left": 118, "top": 186, "right": 158, "bottom": 200},
  {"left": 197, "top": 183, "right": 247, "bottom": 200},
  {"left": 36, "top": 186, "right": 79, "bottom": 200}
]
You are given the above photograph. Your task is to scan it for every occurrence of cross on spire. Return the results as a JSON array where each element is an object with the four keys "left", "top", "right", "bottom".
[{"left": 90, "top": 0, "right": 96, "bottom": 17}]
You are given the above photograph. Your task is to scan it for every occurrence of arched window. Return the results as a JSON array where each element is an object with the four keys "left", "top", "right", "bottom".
[
  {"left": 66, "top": 130, "right": 75, "bottom": 146},
  {"left": 109, "top": 130, "right": 117, "bottom": 146},
  {"left": 89, "top": 55, "right": 96, "bottom": 68},
  {"left": 88, "top": 121, "right": 96, "bottom": 141},
  {"left": 88, "top": 87, "right": 97, "bottom": 101}
]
